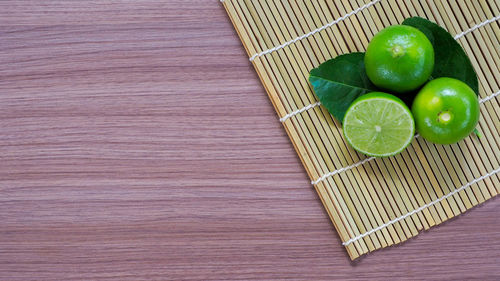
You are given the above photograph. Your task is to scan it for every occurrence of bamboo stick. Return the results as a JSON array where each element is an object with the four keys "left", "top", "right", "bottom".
[
  {"left": 360, "top": 0, "right": 450, "bottom": 232},
  {"left": 349, "top": 0, "right": 435, "bottom": 233},
  {"left": 406, "top": 0, "right": 476, "bottom": 219},
  {"left": 307, "top": 1, "right": 399, "bottom": 246},
  {"left": 432, "top": 0, "right": 500, "bottom": 198},
  {"left": 250, "top": 0, "right": 377, "bottom": 251},
  {"left": 324, "top": 0, "right": 416, "bottom": 245},
  {"left": 376, "top": 0, "right": 454, "bottom": 228},
  {"left": 296, "top": 1, "right": 386, "bottom": 249},
  {"left": 224, "top": 0, "right": 361, "bottom": 257},
  {"left": 238, "top": 0, "right": 368, "bottom": 256}
]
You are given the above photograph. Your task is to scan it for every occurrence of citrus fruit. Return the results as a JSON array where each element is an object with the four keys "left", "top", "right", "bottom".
[
  {"left": 343, "top": 92, "right": 415, "bottom": 157},
  {"left": 411, "top": 77, "right": 480, "bottom": 144},
  {"left": 364, "top": 25, "right": 435, "bottom": 93}
]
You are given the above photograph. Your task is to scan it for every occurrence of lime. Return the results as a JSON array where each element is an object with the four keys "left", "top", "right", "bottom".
[
  {"left": 411, "top": 77, "right": 480, "bottom": 144},
  {"left": 343, "top": 92, "right": 415, "bottom": 157},
  {"left": 364, "top": 25, "right": 434, "bottom": 93}
]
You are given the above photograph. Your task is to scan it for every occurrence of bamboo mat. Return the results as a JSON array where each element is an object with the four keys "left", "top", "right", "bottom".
[{"left": 221, "top": 0, "right": 500, "bottom": 260}]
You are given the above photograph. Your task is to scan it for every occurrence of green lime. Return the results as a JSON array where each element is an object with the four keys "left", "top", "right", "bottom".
[
  {"left": 411, "top": 77, "right": 480, "bottom": 144},
  {"left": 364, "top": 25, "right": 434, "bottom": 93},
  {"left": 343, "top": 92, "right": 415, "bottom": 157}
]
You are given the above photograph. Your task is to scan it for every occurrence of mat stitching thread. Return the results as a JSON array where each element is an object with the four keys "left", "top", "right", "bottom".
[
  {"left": 479, "top": 89, "right": 500, "bottom": 103},
  {"left": 280, "top": 15, "right": 500, "bottom": 123},
  {"left": 247, "top": 0, "right": 383, "bottom": 61},
  {"left": 342, "top": 166, "right": 500, "bottom": 246},
  {"left": 280, "top": 102, "right": 322, "bottom": 122},
  {"left": 454, "top": 14, "right": 500, "bottom": 40}
]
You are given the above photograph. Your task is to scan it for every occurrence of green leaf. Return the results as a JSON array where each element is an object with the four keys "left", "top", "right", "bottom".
[
  {"left": 473, "top": 128, "right": 482, "bottom": 139},
  {"left": 403, "top": 17, "right": 479, "bottom": 95},
  {"left": 309, "top": 52, "right": 378, "bottom": 123}
]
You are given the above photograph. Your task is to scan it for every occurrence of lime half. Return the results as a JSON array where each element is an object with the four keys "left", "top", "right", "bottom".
[{"left": 343, "top": 92, "right": 415, "bottom": 157}]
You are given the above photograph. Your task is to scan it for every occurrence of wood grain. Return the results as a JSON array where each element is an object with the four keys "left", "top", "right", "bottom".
[{"left": 0, "top": 1, "right": 499, "bottom": 280}]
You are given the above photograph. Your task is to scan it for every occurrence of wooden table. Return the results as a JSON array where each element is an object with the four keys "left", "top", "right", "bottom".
[{"left": 1, "top": 1, "right": 499, "bottom": 280}]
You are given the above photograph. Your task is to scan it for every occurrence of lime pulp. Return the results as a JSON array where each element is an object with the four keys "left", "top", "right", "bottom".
[{"left": 343, "top": 92, "right": 415, "bottom": 157}]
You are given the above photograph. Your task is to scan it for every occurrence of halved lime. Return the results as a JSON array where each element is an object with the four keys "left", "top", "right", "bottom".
[{"left": 343, "top": 92, "right": 415, "bottom": 157}]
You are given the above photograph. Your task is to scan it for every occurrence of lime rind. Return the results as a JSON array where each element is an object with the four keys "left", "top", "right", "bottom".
[{"left": 343, "top": 93, "right": 415, "bottom": 157}]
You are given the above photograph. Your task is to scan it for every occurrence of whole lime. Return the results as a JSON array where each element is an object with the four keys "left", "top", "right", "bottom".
[
  {"left": 364, "top": 25, "right": 435, "bottom": 93},
  {"left": 411, "top": 77, "right": 479, "bottom": 144}
]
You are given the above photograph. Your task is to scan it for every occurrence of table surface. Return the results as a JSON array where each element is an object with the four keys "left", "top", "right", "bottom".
[{"left": 1, "top": 1, "right": 499, "bottom": 280}]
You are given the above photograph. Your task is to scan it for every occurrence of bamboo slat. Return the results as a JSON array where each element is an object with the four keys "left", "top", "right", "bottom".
[{"left": 221, "top": 0, "right": 500, "bottom": 260}]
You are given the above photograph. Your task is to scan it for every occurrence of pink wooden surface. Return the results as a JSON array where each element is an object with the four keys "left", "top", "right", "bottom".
[{"left": 0, "top": 1, "right": 499, "bottom": 280}]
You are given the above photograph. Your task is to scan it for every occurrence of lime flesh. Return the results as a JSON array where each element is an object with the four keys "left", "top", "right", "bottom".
[{"left": 343, "top": 92, "right": 415, "bottom": 157}]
